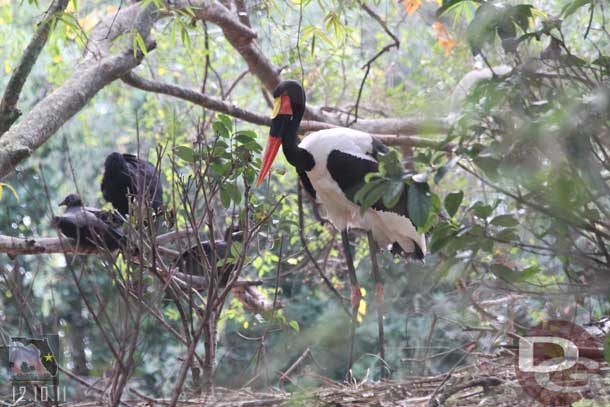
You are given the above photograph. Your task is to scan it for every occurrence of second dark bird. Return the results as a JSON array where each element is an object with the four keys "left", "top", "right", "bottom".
[
  {"left": 101, "top": 152, "right": 163, "bottom": 216},
  {"left": 173, "top": 226, "right": 243, "bottom": 289},
  {"left": 53, "top": 193, "right": 125, "bottom": 251}
]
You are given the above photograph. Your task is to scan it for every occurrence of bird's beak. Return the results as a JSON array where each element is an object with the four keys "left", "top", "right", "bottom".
[
  {"left": 256, "top": 136, "right": 282, "bottom": 187},
  {"left": 58, "top": 199, "right": 67, "bottom": 207},
  {"left": 256, "top": 96, "right": 293, "bottom": 187}
]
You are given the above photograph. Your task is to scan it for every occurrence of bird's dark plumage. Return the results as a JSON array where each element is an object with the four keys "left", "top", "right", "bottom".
[
  {"left": 53, "top": 193, "right": 125, "bottom": 251},
  {"left": 173, "top": 227, "right": 243, "bottom": 288},
  {"left": 101, "top": 152, "right": 163, "bottom": 215}
]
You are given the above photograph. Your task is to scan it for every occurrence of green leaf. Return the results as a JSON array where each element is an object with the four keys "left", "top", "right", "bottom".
[
  {"left": 175, "top": 145, "right": 196, "bottom": 162},
  {"left": 471, "top": 201, "right": 493, "bottom": 219},
  {"left": 289, "top": 320, "right": 300, "bottom": 332},
  {"left": 220, "top": 184, "right": 232, "bottom": 208},
  {"left": 494, "top": 228, "right": 520, "bottom": 242},
  {"left": 436, "top": 0, "right": 481, "bottom": 18},
  {"left": 378, "top": 150, "right": 403, "bottom": 178},
  {"left": 490, "top": 214, "right": 519, "bottom": 227},
  {"left": 428, "top": 223, "right": 456, "bottom": 253},
  {"left": 0, "top": 182, "right": 19, "bottom": 202},
  {"left": 408, "top": 183, "right": 431, "bottom": 228},
  {"left": 133, "top": 31, "right": 148, "bottom": 57},
  {"left": 491, "top": 264, "right": 541, "bottom": 283},
  {"left": 230, "top": 241, "right": 243, "bottom": 259},
  {"left": 359, "top": 180, "right": 387, "bottom": 215},
  {"left": 444, "top": 191, "right": 463, "bottom": 217},
  {"left": 382, "top": 181, "right": 404, "bottom": 209},
  {"left": 561, "top": 0, "right": 592, "bottom": 18},
  {"left": 490, "top": 263, "right": 519, "bottom": 283}
]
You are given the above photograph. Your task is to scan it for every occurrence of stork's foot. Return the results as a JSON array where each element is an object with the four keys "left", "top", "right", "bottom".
[{"left": 350, "top": 284, "right": 362, "bottom": 309}]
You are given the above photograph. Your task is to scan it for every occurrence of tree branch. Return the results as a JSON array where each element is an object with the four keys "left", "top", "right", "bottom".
[
  {"left": 122, "top": 72, "right": 450, "bottom": 148},
  {"left": 0, "top": 3, "right": 160, "bottom": 179},
  {"left": 0, "top": 0, "right": 70, "bottom": 136}
]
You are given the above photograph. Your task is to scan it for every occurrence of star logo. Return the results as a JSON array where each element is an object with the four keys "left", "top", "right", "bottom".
[{"left": 43, "top": 352, "right": 54, "bottom": 362}]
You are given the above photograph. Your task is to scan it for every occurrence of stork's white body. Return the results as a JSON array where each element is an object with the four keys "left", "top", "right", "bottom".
[{"left": 299, "top": 128, "right": 427, "bottom": 256}]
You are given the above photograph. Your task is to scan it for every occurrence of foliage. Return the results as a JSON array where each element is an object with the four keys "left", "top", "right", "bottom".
[{"left": 1, "top": 0, "right": 610, "bottom": 402}]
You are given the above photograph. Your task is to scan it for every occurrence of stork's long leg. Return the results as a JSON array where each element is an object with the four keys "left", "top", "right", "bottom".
[
  {"left": 367, "top": 232, "right": 386, "bottom": 379},
  {"left": 341, "top": 229, "right": 360, "bottom": 375}
]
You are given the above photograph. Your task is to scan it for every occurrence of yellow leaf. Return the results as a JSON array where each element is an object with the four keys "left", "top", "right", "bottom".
[
  {"left": 358, "top": 298, "right": 367, "bottom": 316},
  {"left": 356, "top": 299, "right": 367, "bottom": 323},
  {"left": 4, "top": 60, "right": 11, "bottom": 74},
  {"left": 404, "top": 0, "right": 422, "bottom": 16},
  {"left": 433, "top": 21, "right": 457, "bottom": 56},
  {"left": 243, "top": 321, "right": 249, "bottom": 329},
  {"left": 53, "top": 54, "right": 62, "bottom": 64},
  {"left": 78, "top": 11, "right": 98, "bottom": 32},
  {"left": 157, "top": 67, "right": 167, "bottom": 76}
]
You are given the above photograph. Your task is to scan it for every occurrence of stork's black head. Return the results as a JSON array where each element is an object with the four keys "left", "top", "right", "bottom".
[
  {"left": 272, "top": 80, "right": 306, "bottom": 117},
  {"left": 59, "top": 193, "right": 83, "bottom": 208},
  {"left": 104, "top": 152, "right": 127, "bottom": 173},
  {"left": 257, "top": 80, "right": 306, "bottom": 187}
]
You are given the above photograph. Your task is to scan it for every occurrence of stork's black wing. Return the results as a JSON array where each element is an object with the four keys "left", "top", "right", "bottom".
[{"left": 326, "top": 147, "right": 409, "bottom": 216}]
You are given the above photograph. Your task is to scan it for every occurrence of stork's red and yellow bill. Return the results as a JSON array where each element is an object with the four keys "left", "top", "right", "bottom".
[{"left": 256, "top": 96, "right": 293, "bottom": 187}]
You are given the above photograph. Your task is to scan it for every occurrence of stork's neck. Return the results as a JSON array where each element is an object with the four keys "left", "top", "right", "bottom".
[{"left": 281, "top": 111, "right": 314, "bottom": 172}]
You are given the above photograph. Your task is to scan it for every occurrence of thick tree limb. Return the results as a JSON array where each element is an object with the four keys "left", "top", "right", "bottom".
[
  {"left": 0, "top": 3, "right": 159, "bottom": 179},
  {"left": 0, "top": 0, "right": 70, "bottom": 136},
  {"left": 122, "top": 72, "right": 270, "bottom": 126},
  {"left": 0, "top": 235, "right": 100, "bottom": 257},
  {"left": 122, "top": 72, "right": 450, "bottom": 148}
]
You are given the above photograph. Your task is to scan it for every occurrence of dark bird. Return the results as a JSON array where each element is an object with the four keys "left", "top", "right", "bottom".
[
  {"left": 173, "top": 226, "right": 243, "bottom": 289},
  {"left": 256, "top": 80, "right": 426, "bottom": 373},
  {"left": 101, "top": 152, "right": 163, "bottom": 216},
  {"left": 53, "top": 193, "right": 125, "bottom": 251}
]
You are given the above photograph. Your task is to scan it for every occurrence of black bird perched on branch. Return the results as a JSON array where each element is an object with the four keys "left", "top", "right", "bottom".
[
  {"left": 170, "top": 227, "right": 272, "bottom": 313},
  {"left": 53, "top": 193, "right": 125, "bottom": 251},
  {"left": 101, "top": 152, "right": 163, "bottom": 216},
  {"left": 256, "top": 80, "right": 426, "bottom": 376},
  {"left": 173, "top": 226, "right": 243, "bottom": 289}
]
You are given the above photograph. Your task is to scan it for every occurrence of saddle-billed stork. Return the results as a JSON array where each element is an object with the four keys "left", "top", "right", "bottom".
[{"left": 256, "top": 80, "right": 426, "bottom": 375}]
